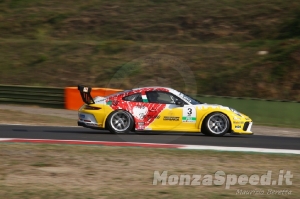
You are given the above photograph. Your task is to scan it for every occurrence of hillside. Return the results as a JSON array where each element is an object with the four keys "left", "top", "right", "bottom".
[{"left": 0, "top": 0, "right": 300, "bottom": 100}]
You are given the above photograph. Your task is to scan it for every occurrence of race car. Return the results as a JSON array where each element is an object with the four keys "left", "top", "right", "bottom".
[{"left": 77, "top": 85, "right": 253, "bottom": 136}]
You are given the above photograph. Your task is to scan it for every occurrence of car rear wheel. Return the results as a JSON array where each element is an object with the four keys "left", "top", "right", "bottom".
[
  {"left": 202, "top": 112, "right": 229, "bottom": 136},
  {"left": 107, "top": 110, "right": 134, "bottom": 134}
]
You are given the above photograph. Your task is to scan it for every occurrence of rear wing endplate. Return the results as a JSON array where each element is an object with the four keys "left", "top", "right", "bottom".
[{"left": 78, "top": 85, "right": 95, "bottom": 104}]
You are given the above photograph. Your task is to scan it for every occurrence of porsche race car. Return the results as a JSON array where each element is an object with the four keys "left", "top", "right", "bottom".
[{"left": 77, "top": 85, "right": 253, "bottom": 136}]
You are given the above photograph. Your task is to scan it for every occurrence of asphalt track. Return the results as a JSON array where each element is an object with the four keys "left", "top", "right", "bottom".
[{"left": 0, "top": 125, "right": 299, "bottom": 150}]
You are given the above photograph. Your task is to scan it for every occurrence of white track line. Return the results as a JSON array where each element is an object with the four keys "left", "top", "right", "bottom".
[
  {"left": 180, "top": 145, "right": 300, "bottom": 154},
  {"left": 0, "top": 138, "right": 299, "bottom": 154},
  {"left": 0, "top": 138, "right": 14, "bottom": 141}
]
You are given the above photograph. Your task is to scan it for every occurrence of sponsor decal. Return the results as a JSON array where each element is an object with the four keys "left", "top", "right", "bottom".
[
  {"left": 178, "top": 93, "right": 192, "bottom": 103},
  {"left": 182, "top": 116, "right": 196, "bottom": 122},
  {"left": 235, "top": 125, "right": 242, "bottom": 129},
  {"left": 137, "top": 122, "right": 145, "bottom": 130},
  {"left": 141, "top": 115, "right": 160, "bottom": 120},
  {"left": 233, "top": 121, "right": 244, "bottom": 124},
  {"left": 163, "top": 116, "right": 180, "bottom": 121},
  {"left": 79, "top": 114, "right": 85, "bottom": 119},
  {"left": 233, "top": 116, "right": 241, "bottom": 120},
  {"left": 133, "top": 106, "right": 148, "bottom": 120},
  {"left": 94, "top": 96, "right": 106, "bottom": 103}
]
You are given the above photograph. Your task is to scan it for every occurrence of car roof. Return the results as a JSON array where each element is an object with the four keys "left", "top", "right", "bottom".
[{"left": 132, "top": 86, "right": 174, "bottom": 91}]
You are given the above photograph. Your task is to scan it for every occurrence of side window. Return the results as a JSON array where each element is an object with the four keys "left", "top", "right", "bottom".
[
  {"left": 146, "top": 91, "right": 185, "bottom": 104},
  {"left": 123, "top": 93, "right": 143, "bottom": 102}
]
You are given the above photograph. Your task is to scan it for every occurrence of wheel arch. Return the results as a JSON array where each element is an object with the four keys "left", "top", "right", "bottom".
[
  {"left": 199, "top": 111, "right": 232, "bottom": 133},
  {"left": 104, "top": 109, "right": 136, "bottom": 131}
]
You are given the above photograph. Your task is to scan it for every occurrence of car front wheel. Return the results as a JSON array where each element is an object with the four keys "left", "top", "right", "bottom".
[{"left": 202, "top": 112, "right": 230, "bottom": 136}]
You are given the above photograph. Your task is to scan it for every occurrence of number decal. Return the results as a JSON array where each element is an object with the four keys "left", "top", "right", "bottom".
[
  {"left": 187, "top": 108, "right": 192, "bottom": 116},
  {"left": 183, "top": 107, "right": 196, "bottom": 123}
]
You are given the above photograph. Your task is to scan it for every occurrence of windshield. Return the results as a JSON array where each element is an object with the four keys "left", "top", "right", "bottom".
[{"left": 178, "top": 92, "right": 203, "bottom": 105}]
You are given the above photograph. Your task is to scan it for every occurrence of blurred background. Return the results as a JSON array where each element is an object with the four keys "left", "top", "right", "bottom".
[{"left": 0, "top": 0, "right": 300, "bottom": 101}]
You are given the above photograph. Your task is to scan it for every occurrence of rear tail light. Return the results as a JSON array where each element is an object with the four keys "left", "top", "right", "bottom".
[{"left": 84, "top": 105, "right": 101, "bottom": 110}]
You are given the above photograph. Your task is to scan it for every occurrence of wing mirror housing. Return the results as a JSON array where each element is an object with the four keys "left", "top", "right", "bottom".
[{"left": 175, "top": 100, "right": 184, "bottom": 107}]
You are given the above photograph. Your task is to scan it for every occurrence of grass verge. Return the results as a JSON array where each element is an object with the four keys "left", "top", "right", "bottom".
[
  {"left": 0, "top": 109, "right": 75, "bottom": 126},
  {"left": 0, "top": 143, "right": 299, "bottom": 199}
]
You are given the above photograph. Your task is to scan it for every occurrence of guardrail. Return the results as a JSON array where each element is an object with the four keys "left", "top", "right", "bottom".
[{"left": 0, "top": 84, "right": 64, "bottom": 108}]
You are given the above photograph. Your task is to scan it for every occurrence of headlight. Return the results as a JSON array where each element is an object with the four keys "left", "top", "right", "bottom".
[{"left": 230, "top": 108, "right": 242, "bottom": 117}]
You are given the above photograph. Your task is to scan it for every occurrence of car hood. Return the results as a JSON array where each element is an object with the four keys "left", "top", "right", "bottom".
[
  {"left": 194, "top": 103, "right": 250, "bottom": 118},
  {"left": 194, "top": 103, "right": 230, "bottom": 110}
]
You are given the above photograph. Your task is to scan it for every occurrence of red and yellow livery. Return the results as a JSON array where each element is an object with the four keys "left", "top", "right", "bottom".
[{"left": 77, "top": 85, "right": 253, "bottom": 136}]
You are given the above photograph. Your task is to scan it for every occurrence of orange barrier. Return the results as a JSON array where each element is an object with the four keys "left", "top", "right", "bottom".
[{"left": 65, "top": 87, "right": 123, "bottom": 110}]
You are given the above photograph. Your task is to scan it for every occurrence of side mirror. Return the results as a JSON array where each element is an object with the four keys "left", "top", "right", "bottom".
[{"left": 175, "top": 100, "right": 184, "bottom": 107}]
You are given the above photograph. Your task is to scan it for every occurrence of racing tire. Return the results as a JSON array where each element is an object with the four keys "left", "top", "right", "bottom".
[
  {"left": 106, "top": 110, "right": 134, "bottom": 134},
  {"left": 201, "top": 112, "right": 230, "bottom": 136}
]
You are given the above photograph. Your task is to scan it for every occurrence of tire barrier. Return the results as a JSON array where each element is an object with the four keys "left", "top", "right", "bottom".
[{"left": 64, "top": 87, "right": 123, "bottom": 110}]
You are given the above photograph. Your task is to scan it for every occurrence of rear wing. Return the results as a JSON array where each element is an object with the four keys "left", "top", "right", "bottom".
[{"left": 78, "top": 85, "right": 95, "bottom": 104}]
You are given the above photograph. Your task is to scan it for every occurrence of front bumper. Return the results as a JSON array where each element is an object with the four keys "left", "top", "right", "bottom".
[
  {"left": 243, "top": 122, "right": 253, "bottom": 132},
  {"left": 231, "top": 122, "right": 253, "bottom": 135},
  {"left": 231, "top": 130, "right": 254, "bottom": 135}
]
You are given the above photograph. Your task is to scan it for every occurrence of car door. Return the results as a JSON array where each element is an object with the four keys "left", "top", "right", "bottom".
[{"left": 144, "top": 91, "right": 198, "bottom": 131}]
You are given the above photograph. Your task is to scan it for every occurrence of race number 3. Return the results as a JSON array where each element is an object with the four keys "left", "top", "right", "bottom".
[{"left": 183, "top": 106, "right": 196, "bottom": 123}]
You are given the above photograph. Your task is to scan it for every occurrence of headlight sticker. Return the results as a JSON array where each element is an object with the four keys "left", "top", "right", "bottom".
[{"left": 230, "top": 108, "right": 242, "bottom": 117}]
